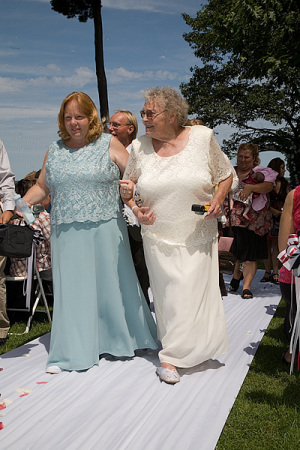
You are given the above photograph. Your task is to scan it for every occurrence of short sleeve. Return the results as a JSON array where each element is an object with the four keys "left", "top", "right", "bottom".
[
  {"left": 123, "top": 139, "right": 142, "bottom": 182},
  {"left": 208, "top": 134, "right": 235, "bottom": 185}
]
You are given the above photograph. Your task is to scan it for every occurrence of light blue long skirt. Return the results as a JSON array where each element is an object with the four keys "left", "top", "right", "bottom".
[{"left": 47, "top": 216, "right": 158, "bottom": 371}]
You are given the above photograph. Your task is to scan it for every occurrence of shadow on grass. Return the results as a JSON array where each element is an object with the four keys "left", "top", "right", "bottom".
[
  {"left": 245, "top": 380, "right": 300, "bottom": 410},
  {"left": 0, "top": 332, "right": 50, "bottom": 359},
  {"left": 241, "top": 297, "right": 300, "bottom": 409}
]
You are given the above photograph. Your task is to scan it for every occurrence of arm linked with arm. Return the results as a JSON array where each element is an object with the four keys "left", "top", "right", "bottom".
[{"left": 23, "top": 150, "right": 50, "bottom": 206}]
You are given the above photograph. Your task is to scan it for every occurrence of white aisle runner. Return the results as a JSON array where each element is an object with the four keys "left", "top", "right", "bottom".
[{"left": 0, "top": 271, "right": 281, "bottom": 450}]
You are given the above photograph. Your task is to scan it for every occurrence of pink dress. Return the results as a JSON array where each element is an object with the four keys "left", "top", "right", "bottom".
[
  {"left": 279, "top": 185, "right": 300, "bottom": 284},
  {"left": 224, "top": 166, "right": 277, "bottom": 236}
]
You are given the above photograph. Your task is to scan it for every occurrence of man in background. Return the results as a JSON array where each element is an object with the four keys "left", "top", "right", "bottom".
[
  {"left": 0, "top": 139, "right": 15, "bottom": 344},
  {"left": 109, "top": 110, "right": 137, "bottom": 151},
  {"left": 109, "top": 111, "right": 151, "bottom": 306}
]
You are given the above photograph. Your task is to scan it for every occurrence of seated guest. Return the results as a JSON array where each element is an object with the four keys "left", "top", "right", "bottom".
[{"left": 9, "top": 179, "right": 51, "bottom": 277}]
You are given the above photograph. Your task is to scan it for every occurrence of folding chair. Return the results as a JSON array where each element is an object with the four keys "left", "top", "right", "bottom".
[{"left": 6, "top": 241, "right": 52, "bottom": 334}]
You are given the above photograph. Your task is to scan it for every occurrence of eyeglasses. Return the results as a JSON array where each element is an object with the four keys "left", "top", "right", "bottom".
[
  {"left": 140, "top": 110, "right": 166, "bottom": 120},
  {"left": 108, "top": 122, "right": 131, "bottom": 129}
]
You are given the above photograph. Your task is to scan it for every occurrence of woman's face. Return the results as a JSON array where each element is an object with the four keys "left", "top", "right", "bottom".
[
  {"left": 280, "top": 163, "right": 285, "bottom": 177},
  {"left": 64, "top": 99, "right": 90, "bottom": 144},
  {"left": 237, "top": 149, "right": 255, "bottom": 172},
  {"left": 141, "top": 99, "right": 168, "bottom": 139}
]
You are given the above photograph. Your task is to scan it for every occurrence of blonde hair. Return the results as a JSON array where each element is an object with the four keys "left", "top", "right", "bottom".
[
  {"left": 186, "top": 119, "right": 205, "bottom": 126},
  {"left": 57, "top": 92, "right": 103, "bottom": 143},
  {"left": 238, "top": 142, "right": 260, "bottom": 167},
  {"left": 143, "top": 86, "right": 189, "bottom": 126},
  {"left": 114, "top": 110, "right": 138, "bottom": 139}
]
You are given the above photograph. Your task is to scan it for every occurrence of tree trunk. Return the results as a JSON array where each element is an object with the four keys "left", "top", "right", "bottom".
[
  {"left": 92, "top": 0, "right": 109, "bottom": 127},
  {"left": 285, "top": 146, "right": 300, "bottom": 187}
]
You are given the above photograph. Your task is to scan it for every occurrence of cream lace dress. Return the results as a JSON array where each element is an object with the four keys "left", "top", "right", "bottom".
[{"left": 124, "top": 125, "right": 233, "bottom": 368}]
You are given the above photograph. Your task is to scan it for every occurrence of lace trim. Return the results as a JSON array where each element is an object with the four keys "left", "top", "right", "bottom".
[
  {"left": 124, "top": 126, "right": 234, "bottom": 245},
  {"left": 46, "top": 135, "right": 121, "bottom": 225},
  {"left": 141, "top": 218, "right": 218, "bottom": 247},
  {"left": 143, "top": 232, "right": 219, "bottom": 256}
]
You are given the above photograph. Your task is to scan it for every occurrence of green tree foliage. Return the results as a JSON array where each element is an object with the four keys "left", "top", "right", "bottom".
[
  {"left": 50, "top": 0, "right": 109, "bottom": 124},
  {"left": 181, "top": 0, "right": 300, "bottom": 185}
]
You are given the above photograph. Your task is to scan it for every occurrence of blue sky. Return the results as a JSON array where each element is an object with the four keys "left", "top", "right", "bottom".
[{"left": 0, "top": 0, "right": 285, "bottom": 179}]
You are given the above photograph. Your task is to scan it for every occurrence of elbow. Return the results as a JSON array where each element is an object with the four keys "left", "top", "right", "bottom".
[{"left": 265, "top": 182, "right": 274, "bottom": 193}]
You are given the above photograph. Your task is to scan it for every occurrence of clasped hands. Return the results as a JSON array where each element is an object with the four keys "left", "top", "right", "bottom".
[{"left": 120, "top": 180, "right": 156, "bottom": 225}]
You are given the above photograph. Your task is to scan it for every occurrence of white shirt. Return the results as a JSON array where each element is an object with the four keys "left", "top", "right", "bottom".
[{"left": 0, "top": 139, "right": 15, "bottom": 211}]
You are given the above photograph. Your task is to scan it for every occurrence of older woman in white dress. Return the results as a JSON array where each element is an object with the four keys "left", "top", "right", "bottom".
[{"left": 121, "top": 87, "right": 234, "bottom": 384}]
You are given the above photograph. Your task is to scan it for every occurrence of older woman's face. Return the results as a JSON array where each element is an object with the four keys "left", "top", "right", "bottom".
[
  {"left": 64, "top": 99, "right": 89, "bottom": 143},
  {"left": 237, "top": 149, "right": 255, "bottom": 172},
  {"left": 141, "top": 99, "right": 168, "bottom": 138}
]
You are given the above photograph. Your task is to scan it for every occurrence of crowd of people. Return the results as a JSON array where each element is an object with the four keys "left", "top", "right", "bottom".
[{"left": 0, "top": 86, "right": 298, "bottom": 380}]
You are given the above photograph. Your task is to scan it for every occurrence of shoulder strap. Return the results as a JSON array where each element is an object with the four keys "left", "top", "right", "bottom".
[{"left": 227, "top": 194, "right": 234, "bottom": 237}]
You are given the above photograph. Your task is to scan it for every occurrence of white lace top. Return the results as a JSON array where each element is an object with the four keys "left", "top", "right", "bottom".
[{"left": 123, "top": 125, "right": 234, "bottom": 247}]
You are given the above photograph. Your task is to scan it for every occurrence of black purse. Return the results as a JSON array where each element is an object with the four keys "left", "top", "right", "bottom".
[
  {"left": 0, "top": 215, "right": 34, "bottom": 258},
  {"left": 218, "top": 196, "right": 236, "bottom": 275}
]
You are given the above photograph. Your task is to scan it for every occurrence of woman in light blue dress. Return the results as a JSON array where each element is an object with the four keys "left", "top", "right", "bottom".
[{"left": 23, "top": 92, "right": 157, "bottom": 372}]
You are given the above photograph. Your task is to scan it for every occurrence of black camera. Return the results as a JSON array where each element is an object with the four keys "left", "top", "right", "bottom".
[{"left": 191, "top": 204, "right": 210, "bottom": 215}]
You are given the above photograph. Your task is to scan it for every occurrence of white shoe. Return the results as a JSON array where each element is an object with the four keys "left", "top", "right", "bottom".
[
  {"left": 46, "top": 365, "right": 62, "bottom": 374},
  {"left": 156, "top": 366, "right": 180, "bottom": 384}
]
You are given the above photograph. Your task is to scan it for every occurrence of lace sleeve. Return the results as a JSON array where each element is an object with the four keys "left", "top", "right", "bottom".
[
  {"left": 123, "top": 140, "right": 141, "bottom": 182},
  {"left": 208, "top": 134, "right": 234, "bottom": 185}
]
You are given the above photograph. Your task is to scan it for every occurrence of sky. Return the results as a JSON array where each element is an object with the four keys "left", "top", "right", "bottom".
[{"left": 0, "top": 0, "right": 286, "bottom": 180}]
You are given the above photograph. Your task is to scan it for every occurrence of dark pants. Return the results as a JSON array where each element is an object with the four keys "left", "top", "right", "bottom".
[{"left": 128, "top": 226, "right": 151, "bottom": 307}]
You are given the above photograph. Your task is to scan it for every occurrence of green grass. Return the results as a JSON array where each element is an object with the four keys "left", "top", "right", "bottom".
[
  {"left": 216, "top": 300, "right": 300, "bottom": 449},
  {"left": 0, "top": 309, "right": 52, "bottom": 356}
]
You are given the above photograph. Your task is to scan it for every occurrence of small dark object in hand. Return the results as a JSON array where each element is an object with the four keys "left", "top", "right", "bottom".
[{"left": 191, "top": 204, "right": 210, "bottom": 215}]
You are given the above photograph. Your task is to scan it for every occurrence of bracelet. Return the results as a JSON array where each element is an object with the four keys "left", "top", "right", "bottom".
[{"left": 132, "top": 205, "right": 138, "bottom": 211}]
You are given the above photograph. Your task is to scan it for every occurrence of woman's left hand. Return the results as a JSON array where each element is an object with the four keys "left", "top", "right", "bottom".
[
  {"left": 120, "top": 180, "right": 134, "bottom": 200},
  {"left": 136, "top": 206, "right": 156, "bottom": 225},
  {"left": 205, "top": 173, "right": 233, "bottom": 219}
]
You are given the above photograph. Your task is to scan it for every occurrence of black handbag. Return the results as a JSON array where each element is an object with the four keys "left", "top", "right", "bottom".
[
  {"left": 0, "top": 215, "right": 34, "bottom": 258},
  {"left": 218, "top": 196, "right": 236, "bottom": 275}
]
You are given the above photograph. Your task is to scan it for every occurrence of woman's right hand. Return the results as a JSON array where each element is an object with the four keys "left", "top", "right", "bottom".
[
  {"left": 0, "top": 210, "right": 13, "bottom": 224},
  {"left": 135, "top": 206, "right": 156, "bottom": 225},
  {"left": 120, "top": 179, "right": 135, "bottom": 201},
  {"left": 239, "top": 184, "right": 253, "bottom": 200}
]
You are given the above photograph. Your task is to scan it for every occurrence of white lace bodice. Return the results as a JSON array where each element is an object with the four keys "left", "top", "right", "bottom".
[{"left": 123, "top": 125, "right": 234, "bottom": 246}]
